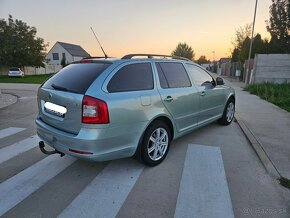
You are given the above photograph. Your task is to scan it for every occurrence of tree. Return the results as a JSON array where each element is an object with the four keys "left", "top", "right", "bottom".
[
  {"left": 61, "top": 56, "right": 66, "bottom": 68},
  {"left": 231, "top": 24, "right": 252, "bottom": 51},
  {"left": 171, "top": 42, "right": 195, "bottom": 60},
  {"left": 231, "top": 48, "right": 240, "bottom": 62},
  {"left": 266, "top": 0, "right": 290, "bottom": 52},
  {"left": 196, "top": 55, "right": 210, "bottom": 65},
  {"left": 230, "top": 24, "right": 252, "bottom": 62},
  {"left": 0, "top": 15, "right": 47, "bottom": 67}
]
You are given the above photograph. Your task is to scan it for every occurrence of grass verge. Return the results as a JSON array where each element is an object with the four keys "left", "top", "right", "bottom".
[
  {"left": 245, "top": 83, "right": 290, "bottom": 112},
  {"left": 279, "top": 177, "right": 290, "bottom": 189},
  {"left": 0, "top": 74, "right": 54, "bottom": 84}
]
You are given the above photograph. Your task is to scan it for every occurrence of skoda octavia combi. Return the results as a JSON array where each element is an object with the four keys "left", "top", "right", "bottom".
[{"left": 35, "top": 54, "right": 235, "bottom": 166}]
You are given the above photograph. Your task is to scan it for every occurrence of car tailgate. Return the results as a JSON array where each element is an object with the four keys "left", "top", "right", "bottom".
[{"left": 38, "top": 88, "right": 83, "bottom": 134}]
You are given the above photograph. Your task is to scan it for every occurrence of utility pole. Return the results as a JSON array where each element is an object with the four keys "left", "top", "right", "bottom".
[
  {"left": 245, "top": 0, "right": 258, "bottom": 84},
  {"left": 212, "top": 51, "right": 215, "bottom": 62}
]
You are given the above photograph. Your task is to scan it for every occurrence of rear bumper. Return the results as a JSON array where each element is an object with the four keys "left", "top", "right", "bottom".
[
  {"left": 8, "top": 73, "right": 23, "bottom": 77},
  {"left": 35, "top": 117, "right": 144, "bottom": 162}
]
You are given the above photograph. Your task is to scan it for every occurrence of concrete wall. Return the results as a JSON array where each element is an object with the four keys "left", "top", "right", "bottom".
[
  {"left": 24, "top": 65, "right": 62, "bottom": 75},
  {"left": 0, "top": 64, "right": 62, "bottom": 76},
  {"left": 252, "top": 54, "right": 290, "bottom": 84}
]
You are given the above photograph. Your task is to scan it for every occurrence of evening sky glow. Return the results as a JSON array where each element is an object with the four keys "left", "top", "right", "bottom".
[{"left": 0, "top": 0, "right": 272, "bottom": 60}]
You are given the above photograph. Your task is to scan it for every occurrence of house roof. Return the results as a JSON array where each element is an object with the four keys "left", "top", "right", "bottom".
[{"left": 57, "top": 41, "right": 90, "bottom": 57}]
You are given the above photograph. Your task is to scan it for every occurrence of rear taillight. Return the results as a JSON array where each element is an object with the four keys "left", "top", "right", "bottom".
[{"left": 82, "top": 95, "right": 109, "bottom": 124}]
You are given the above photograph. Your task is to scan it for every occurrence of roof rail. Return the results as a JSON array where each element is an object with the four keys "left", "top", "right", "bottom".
[{"left": 121, "top": 54, "right": 191, "bottom": 61}]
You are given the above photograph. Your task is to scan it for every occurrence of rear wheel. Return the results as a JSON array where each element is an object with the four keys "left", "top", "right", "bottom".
[
  {"left": 218, "top": 98, "right": 235, "bottom": 125},
  {"left": 141, "top": 121, "right": 171, "bottom": 166}
]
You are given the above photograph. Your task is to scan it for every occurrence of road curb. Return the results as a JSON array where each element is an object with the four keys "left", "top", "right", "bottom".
[
  {"left": 234, "top": 113, "right": 281, "bottom": 179},
  {"left": 0, "top": 92, "right": 18, "bottom": 109}
]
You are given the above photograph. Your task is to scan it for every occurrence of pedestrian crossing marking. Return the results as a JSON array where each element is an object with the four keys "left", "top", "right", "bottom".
[
  {"left": 174, "top": 144, "right": 234, "bottom": 218},
  {"left": 0, "top": 127, "right": 25, "bottom": 139},
  {"left": 59, "top": 159, "right": 144, "bottom": 218},
  {"left": 0, "top": 155, "right": 75, "bottom": 216},
  {"left": 0, "top": 135, "right": 39, "bottom": 164},
  {"left": 0, "top": 130, "right": 234, "bottom": 218}
]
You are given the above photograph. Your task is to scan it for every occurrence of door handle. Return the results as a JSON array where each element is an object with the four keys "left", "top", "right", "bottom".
[
  {"left": 200, "top": 91, "right": 206, "bottom": 96},
  {"left": 164, "top": 96, "right": 173, "bottom": 102}
]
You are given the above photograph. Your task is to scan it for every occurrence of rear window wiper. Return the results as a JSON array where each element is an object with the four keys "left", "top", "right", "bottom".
[{"left": 51, "top": 83, "right": 79, "bottom": 94}]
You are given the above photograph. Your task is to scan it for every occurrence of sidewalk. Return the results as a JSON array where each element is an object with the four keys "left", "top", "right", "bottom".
[
  {"left": 0, "top": 83, "right": 39, "bottom": 109},
  {"left": 0, "top": 90, "right": 17, "bottom": 109},
  {"left": 226, "top": 78, "right": 290, "bottom": 180}
]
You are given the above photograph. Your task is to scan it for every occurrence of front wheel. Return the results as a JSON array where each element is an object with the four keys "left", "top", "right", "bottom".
[
  {"left": 218, "top": 99, "right": 235, "bottom": 125},
  {"left": 140, "top": 121, "right": 171, "bottom": 166}
]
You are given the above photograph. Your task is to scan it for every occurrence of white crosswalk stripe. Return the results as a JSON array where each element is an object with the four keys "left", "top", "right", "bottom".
[
  {"left": 174, "top": 144, "right": 234, "bottom": 218},
  {"left": 0, "top": 135, "right": 39, "bottom": 164},
  {"left": 0, "top": 127, "right": 25, "bottom": 139},
  {"left": 58, "top": 159, "right": 144, "bottom": 218},
  {"left": 0, "top": 155, "right": 75, "bottom": 216}
]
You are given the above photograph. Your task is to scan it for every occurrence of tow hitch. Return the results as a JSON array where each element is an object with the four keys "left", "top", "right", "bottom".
[{"left": 39, "top": 141, "right": 65, "bottom": 157}]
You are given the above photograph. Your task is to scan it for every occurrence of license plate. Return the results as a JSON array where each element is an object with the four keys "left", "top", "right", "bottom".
[{"left": 44, "top": 102, "right": 67, "bottom": 118}]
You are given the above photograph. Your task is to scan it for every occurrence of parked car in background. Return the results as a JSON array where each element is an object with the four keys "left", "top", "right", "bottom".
[
  {"left": 36, "top": 54, "right": 235, "bottom": 166},
  {"left": 8, "top": 68, "right": 24, "bottom": 77}
]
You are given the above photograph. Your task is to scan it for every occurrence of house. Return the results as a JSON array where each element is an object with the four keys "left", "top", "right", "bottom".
[
  {"left": 46, "top": 42, "right": 90, "bottom": 65},
  {"left": 218, "top": 58, "right": 231, "bottom": 64}
]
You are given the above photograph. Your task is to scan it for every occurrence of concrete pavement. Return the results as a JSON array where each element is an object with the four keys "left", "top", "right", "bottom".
[
  {"left": 0, "top": 83, "right": 39, "bottom": 109},
  {"left": 1, "top": 82, "right": 289, "bottom": 217},
  {"left": 2, "top": 81, "right": 290, "bottom": 181},
  {"left": 226, "top": 78, "right": 290, "bottom": 180}
]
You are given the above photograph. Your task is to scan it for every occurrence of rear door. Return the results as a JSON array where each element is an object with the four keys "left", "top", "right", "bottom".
[
  {"left": 155, "top": 62, "right": 200, "bottom": 133},
  {"left": 103, "top": 61, "right": 158, "bottom": 126},
  {"left": 38, "top": 62, "right": 111, "bottom": 134}
]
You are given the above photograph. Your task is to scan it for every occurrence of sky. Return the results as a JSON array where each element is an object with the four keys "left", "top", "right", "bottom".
[{"left": 0, "top": 0, "right": 272, "bottom": 60}]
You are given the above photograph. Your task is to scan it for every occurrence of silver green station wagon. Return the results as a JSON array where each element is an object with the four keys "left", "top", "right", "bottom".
[{"left": 36, "top": 54, "right": 235, "bottom": 166}]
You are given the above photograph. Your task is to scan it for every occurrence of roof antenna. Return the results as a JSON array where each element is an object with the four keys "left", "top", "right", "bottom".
[{"left": 90, "top": 27, "right": 108, "bottom": 58}]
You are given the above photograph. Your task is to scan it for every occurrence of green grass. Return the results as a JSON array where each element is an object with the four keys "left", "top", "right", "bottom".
[
  {"left": 245, "top": 83, "right": 290, "bottom": 112},
  {"left": 279, "top": 177, "right": 290, "bottom": 189},
  {"left": 0, "top": 74, "right": 54, "bottom": 84}
]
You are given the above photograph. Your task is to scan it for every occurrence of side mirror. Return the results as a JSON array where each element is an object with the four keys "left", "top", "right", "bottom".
[{"left": 216, "top": 77, "right": 224, "bottom": 85}]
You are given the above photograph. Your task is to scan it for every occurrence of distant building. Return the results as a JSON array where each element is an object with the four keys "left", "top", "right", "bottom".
[
  {"left": 46, "top": 42, "right": 90, "bottom": 65},
  {"left": 218, "top": 58, "right": 231, "bottom": 64}
]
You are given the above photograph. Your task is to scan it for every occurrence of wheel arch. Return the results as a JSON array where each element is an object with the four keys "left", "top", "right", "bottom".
[
  {"left": 228, "top": 94, "right": 235, "bottom": 103},
  {"left": 133, "top": 115, "right": 175, "bottom": 159}
]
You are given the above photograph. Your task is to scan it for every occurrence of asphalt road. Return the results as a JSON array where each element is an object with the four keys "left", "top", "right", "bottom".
[{"left": 0, "top": 84, "right": 289, "bottom": 218}]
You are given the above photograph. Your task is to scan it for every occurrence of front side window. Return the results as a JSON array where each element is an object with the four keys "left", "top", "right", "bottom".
[
  {"left": 186, "top": 64, "right": 214, "bottom": 86},
  {"left": 107, "top": 63, "right": 154, "bottom": 93},
  {"left": 156, "top": 62, "right": 191, "bottom": 88}
]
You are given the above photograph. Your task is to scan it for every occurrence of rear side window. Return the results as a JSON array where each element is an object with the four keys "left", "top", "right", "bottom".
[
  {"left": 156, "top": 62, "right": 191, "bottom": 88},
  {"left": 42, "top": 63, "right": 110, "bottom": 94},
  {"left": 107, "top": 63, "right": 153, "bottom": 93}
]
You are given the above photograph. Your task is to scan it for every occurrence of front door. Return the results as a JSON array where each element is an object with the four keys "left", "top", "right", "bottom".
[{"left": 185, "top": 64, "right": 225, "bottom": 125}]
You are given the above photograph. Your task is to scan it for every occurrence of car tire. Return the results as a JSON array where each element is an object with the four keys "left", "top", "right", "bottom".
[
  {"left": 140, "top": 121, "right": 171, "bottom": 166},
  {"left": 218, "top": 98, "right": 235, "bottom": 125}
]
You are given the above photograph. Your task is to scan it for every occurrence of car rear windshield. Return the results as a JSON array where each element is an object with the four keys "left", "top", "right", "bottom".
[
  {"left": 9, "top": 68, "right": 19, "bottom": 71},
  {"left": 42, "top": 63, "right": 111, "bottom": 94}
]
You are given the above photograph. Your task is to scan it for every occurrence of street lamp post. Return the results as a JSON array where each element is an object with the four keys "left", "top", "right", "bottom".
[{"left": 245, "top": 0, "right": 258, "bottom": 84}]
